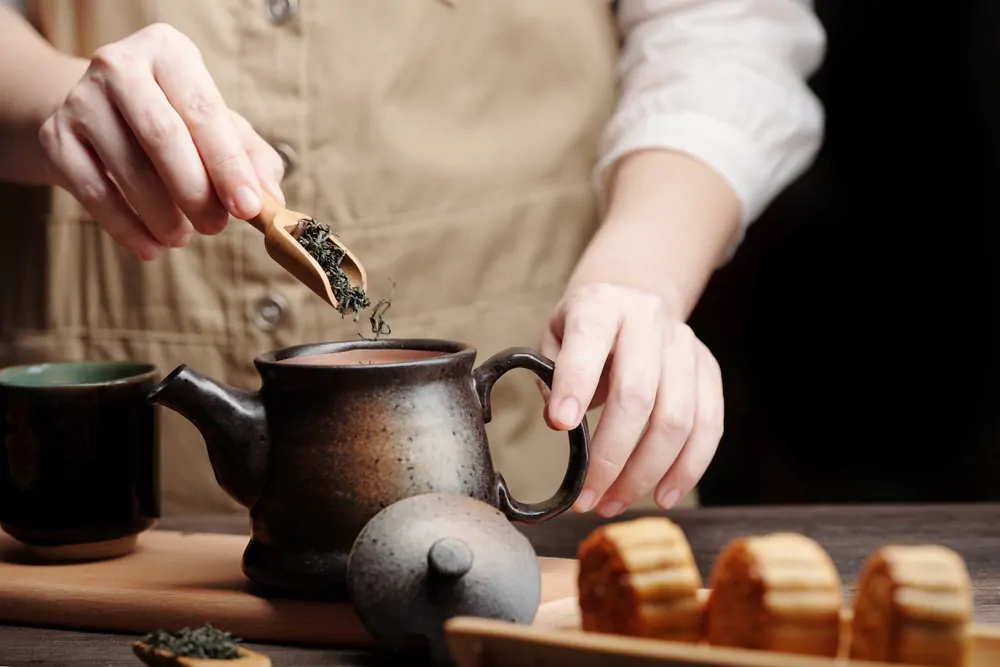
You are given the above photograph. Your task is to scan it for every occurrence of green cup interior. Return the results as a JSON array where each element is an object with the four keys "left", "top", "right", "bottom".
[{"left": 0, "top": 361, "right": 157, "bottom": 388}]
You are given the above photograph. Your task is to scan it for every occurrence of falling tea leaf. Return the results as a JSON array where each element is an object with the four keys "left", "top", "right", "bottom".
[{"left": 360, "top": 277, "right": 396, "bottom": 341}]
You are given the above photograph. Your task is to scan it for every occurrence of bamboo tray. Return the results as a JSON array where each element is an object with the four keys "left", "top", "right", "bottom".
[
  {"left": 445, "top": 593, "right": 1000, "bottom": 667},
  {"left": 0, "top": 528, "right": 578, "bottom": 647}
]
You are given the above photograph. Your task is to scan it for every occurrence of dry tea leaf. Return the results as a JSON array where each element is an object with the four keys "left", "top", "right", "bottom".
[
  {"left": 295, "top": 217, "right": 399, "bottom": 338},
  {"left": 138, "top": 623, "right": 242, "bottom": 660},
  {"left": 295, "top": 217, "right": 371, "bottom": 320}
]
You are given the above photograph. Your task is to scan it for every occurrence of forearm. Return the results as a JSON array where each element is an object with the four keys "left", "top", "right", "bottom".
[
  {"left": 569, "top": 0, "right": 826, "bottom": 320},
  {"left": 567, "top": 150, "right": 740, "bottom": 321},
  {"left": 0, "top": 6, "right": 88, "bottom": 185}
]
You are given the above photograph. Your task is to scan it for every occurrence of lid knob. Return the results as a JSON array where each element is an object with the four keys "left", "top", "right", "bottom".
[{"left": 428, "top": 537, "right": 473, "bottom": 579}]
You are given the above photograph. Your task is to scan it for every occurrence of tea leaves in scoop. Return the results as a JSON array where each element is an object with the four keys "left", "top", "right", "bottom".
[
  {"left": 139, "top": 623, "right": 242, "bottom": 659},
  {"left": 295, "top": 217, "right": 371, "bottom": 320}
]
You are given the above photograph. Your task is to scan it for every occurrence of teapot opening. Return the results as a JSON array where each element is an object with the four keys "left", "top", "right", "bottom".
[
  {"left": 257, "top": 338, "right": 475, "bottom": 369},
  {"left": 277, "top": 348, "right": 445, "bottom": 367}
]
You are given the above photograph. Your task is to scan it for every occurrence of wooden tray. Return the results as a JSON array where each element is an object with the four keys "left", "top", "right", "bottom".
[
  {"left": 0, "top": 528, "right": 578, "bottom": 647},
  {"left": 446, "top": 595, "right": 1000, "bottom": 667}
]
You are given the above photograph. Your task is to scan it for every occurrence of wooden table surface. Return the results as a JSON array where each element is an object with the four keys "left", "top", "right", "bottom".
[{"left": 2, "top": 504, "right": 999, "bottom": 666}]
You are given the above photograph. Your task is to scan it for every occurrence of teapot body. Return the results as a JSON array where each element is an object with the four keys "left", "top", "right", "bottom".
[{"left": 244, "top": 341, "right": 498, "bottom": 599}]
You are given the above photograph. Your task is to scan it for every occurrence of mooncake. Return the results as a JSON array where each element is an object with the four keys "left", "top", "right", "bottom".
[
  {"left": 577, "top": 516, "right": 703, "bottom": 642},
  {"left": 704, "top": 532, "right": 842, "bottom": 657},
  {"left": 849, "top": 544, "right": 972, "bottom": 667}
]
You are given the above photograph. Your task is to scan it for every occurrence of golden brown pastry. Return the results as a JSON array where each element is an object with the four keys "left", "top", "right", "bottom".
[
  {"left": 577, "top": 517, "right": 703, "bottom": 642},
  {"left": 849, "top": 544, "right": 973, "bottom": 667},
  {"left": 703, "top": 532, "right": 842, "bottom": 657}
]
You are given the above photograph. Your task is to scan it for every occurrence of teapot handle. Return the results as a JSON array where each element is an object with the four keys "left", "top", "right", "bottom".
[{"left": 471, "top": 347, "right": 590, "bottom": 525}]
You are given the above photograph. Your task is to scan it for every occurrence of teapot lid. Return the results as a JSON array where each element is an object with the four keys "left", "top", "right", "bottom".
[{"left": 346, "top": 492, "right": 541, "bottom": 665}]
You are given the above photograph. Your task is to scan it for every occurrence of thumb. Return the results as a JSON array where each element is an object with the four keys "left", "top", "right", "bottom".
[{"left": 230, "top": 111, "right": 286, "bottom": 206}]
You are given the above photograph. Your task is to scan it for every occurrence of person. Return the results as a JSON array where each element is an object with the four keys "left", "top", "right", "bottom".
[{"left": 0, "top": 0, "right": 825, "bottom": 517}]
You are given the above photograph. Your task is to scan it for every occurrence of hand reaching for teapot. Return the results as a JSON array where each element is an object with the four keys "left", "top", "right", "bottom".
[
  {"left": 540, "top": 281, "right": 725, "bottom": 517},
  {"left": 37, "top": 23, "right": 285, "bottom": 261}
]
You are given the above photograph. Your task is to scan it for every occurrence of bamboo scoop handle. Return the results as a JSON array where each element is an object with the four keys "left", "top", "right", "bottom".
[{"left": 246, "top": 188, "right": 282, "bottom": 233}]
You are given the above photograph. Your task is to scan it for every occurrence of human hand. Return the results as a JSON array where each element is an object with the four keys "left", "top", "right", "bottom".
[
  {"left": 38, "top": 23, "right": 284, "bottom": 261},
  {"left": 540, "top": 282, "right": 724, "bottom": 516}
]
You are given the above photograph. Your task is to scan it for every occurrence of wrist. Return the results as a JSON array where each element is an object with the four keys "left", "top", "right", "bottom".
[
  {"left": 567, "top": 149, "right": 741, "bottom": 320},
  {"left": 566, "top": 215, "right": 689, "bottom": 320},
  {"left": 2, "top": 53, "right": 88, "bottom": 186},
  {"left": 29, "top": 54, "right": 88, "bottom": 131},
  {"left": 0, "top": 6, "right": 89, "bottom": 185}
]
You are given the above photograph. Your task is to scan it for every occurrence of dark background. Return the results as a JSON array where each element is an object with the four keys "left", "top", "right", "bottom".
[{"left": 692, "top": 1, "right": 1000, "bottom": 504}]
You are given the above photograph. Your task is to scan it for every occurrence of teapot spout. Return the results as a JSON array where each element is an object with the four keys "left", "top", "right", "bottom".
[{"left": 146, "top": 364, "right": 268, "bottom": 508}]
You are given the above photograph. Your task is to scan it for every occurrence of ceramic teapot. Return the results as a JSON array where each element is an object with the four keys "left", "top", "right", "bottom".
[{"left": 146, "top": 339, "right": 589, "bottom": 599}]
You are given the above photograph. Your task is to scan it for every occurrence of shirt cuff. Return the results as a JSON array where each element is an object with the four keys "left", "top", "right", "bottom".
[{"left": 593, "top": 99, "right": 824, "bottom": 261}]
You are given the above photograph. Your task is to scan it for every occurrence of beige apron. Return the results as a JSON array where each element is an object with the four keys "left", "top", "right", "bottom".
[{"left": 0, "top": 0, "right": 620, "bottom": 515}]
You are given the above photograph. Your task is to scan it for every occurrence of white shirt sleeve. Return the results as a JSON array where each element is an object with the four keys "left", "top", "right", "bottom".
[{"left": 598, "top": 0, "right": 827, "bottom": 247}]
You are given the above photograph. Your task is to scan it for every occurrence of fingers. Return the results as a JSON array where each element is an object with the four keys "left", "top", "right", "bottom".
[
  {"left": 39, "top": 119, "right": 162, "bottom": 261},
  {"left": 37, "top": 23, "right": 291, "bottom": 261},
  {"left": 152, "top": 39, "right": 262, "bottom": 221},
  {"left": 568, "top": 293, "right": 663, "bottom": 513},
  {"left": 595, "top": 320, "right": 697, "bottom": 516},
  {"left": 90, "top": 38, "right": 229, "bottom": 235},
  {"left": 547, "top": 286, "right": 621, "bottom": 431},
  {"left": 539, "top": 325, "right": 561, "bottom": 366},
  {"left": 654, "top": 339, "right": 725, "bottom": 509},
  {"left": 68, "top": 85, "right": 194, "bottom": 248},
  {"left": 542, "top": 283, "right": 723, "bottom": 516},
  {"left": 93, "top": 24, "right": 258, "bottom": 229},
  {"left": 37, "top": 22, "right": 293, "bottom": 261}
]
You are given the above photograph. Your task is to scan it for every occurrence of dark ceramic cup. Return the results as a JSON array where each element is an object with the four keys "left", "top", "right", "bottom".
[
  {"left": 147, "top": 339, "right": 590, "bottom": 599},
  {"left": 0, "top": 361, "right": 160, "bottom": 561}
]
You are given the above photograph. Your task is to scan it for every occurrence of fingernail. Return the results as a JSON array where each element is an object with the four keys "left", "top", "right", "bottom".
[
  {"left": 597, "top": 500, "right": 624, "bottom": 518},
  {"left": 659, "top": 488, "right": 681, "bottom": 509},
  {"left": 574, "top": 489, "right": 597, "bottom": 512},
  {"left": 554, "top": 397, "right": 580, "bottom": 427},
  {"left": 232, "top": 185, "right": 261, "bottom": 218}
]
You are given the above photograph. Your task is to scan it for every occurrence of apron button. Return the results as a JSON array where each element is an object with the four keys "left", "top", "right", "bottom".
[
  {"left": 254, "top": 293, "right": 289, "bottom": 331},
  {"left": 265, "top": 0, "right": 297, "bottom": 24},
  {"left": 272, "top": 141, "right": 299, "bottom": 179}
]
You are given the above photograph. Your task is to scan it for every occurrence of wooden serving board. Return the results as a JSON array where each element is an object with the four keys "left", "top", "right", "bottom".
[
  {"left": 448, "top": 596, "right": 1000, "bottom": 667},
  {"left": 0, "top": 528, "right": 578, "bottom": 647}
]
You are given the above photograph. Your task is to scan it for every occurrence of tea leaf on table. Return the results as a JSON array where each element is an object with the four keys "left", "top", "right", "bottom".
[
  {"left": 295, "top": 216, "right": 371, "bottom": 320},
  {"left": 139, "top": 623, "right": 242, "bottom": 659}
]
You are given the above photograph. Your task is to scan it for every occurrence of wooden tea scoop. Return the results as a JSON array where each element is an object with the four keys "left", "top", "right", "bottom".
[
  {"left": 246, "top": 189, "right": 368, "bottom": 309},
  {"left": 133, "top": 641, "right": 271, "bottom": 667}
]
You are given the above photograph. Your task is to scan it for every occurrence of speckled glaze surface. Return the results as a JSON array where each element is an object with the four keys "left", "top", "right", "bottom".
[
  {"left": 146, "top": 339, "right": 589, "bottom": 600},
  {"left": 347, "top": 492, "right": 542, "bottom": 666}
]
